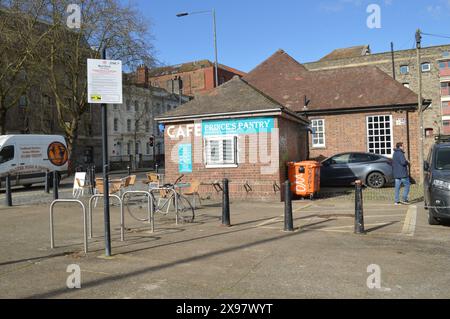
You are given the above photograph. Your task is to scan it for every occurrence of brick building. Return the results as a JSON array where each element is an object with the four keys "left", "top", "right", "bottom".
[
  {"left": 304, "top": 44, "right": 450, "bottom": 148},
  {"left": 244, "top": 50, "right": 423, "bottom": 181},
  {"left": 156, "top": 76, "right": 309, "bottom": 200},
  {"left": 135, "top": 60, "right": 246, "bottom": 97}
]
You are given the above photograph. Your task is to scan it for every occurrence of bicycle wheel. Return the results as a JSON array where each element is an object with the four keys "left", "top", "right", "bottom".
[
  {"left": 176, "top": 194, "right": 195, "bottom": 223},
  {"left": 125, "top": 194, "right": 151, "bottom": 222}
]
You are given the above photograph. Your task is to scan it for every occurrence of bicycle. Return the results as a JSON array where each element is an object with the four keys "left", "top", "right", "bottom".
[{"left": 152, "top": 175, "right": 195, "bottom": 223}]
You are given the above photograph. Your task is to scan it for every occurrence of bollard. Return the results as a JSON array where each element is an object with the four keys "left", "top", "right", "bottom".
[
  {"left": 53, "top": 171, "right": 59, "bottom": 200},
  {"left": 155, "top": 164, "right": 159, "bottom": 174},
  {"left": 284, "top": 180, "right": 294, "bottom": 231},
  {"left": 127, "top": 165, "right": 131, "bottom": 176},
  {"left": 90, "top": 166, "right": 96, "bottom": 195},
  {"left": 354, "top": 180, "right": 365, "bottom": 234},
  {"left": 5, "top": 175, "right": 12, "bottom": 207},
  {"left": 44, "top": 171, "right": 50, "bottom": 193},
  {"left": 222, "top": 178, "right": 231, "bottom": 226}
]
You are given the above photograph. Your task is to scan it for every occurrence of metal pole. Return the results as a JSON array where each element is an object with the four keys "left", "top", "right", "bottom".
[
  {"left": 45, "top": 171, "right": 50, "bottom": 193},
  {"left": 101, "top": 47, "right": 112, "bottom": 257},
  {"left": 212, "top": 9, "right": 219, "bottom": 88},
  {"left": 416, "top": 29, "right": 424, "bottom": 185},
  {"left": 127, "top": 165, "right": 131, "bottom": 176},
  {"left": 354, "top": 180, "right": 365, "bottom": 234},
  {"left": 390, "top": 42, "right": 396, "bottom": 80},
  {"left": 222, "top": 178, "right": 230, "bottom": 226},
  {"left": 284, "top": 180, "right": 294, "bottom": 232},
  {"left": 5, "top": 175, "right": 12, "bottom": 206},
  {"left": 53, "top": 171, "right": 59, "bottom": 200}
]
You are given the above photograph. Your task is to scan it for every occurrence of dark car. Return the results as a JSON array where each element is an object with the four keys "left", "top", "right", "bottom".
[
  {"left": 424, "top": 136, "right": 450, "bottom": 225},
  {"left": 320, "top": 152, "right": 394, "bottom": 188}
]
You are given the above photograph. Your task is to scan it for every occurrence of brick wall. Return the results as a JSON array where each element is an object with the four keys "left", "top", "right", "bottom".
[
  {"left": 308, "top": 109, "right": 421, "bottom": 181},
  {"left": 163, "top": 116, "right": 308, "bottom": 201}
]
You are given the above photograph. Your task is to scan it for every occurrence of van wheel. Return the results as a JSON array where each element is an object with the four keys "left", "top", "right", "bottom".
[
  {"left": 23, "top": 184, "right": 33, "bottom": 189},
  {"left": 428, "top": 211, "right": 440, "bottom": 225},
  {"left": 367, "top": 172, "right": 385, "bottom": 188}
]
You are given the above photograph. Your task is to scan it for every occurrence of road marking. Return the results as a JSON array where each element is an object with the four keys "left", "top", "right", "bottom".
[
  {"left": 255, "top": 217, "right": 281, "bottom": 228},
  {"left": 401, "top": 205, "right": 417, "bottom": 236},
  {"left": 293, "top": 203, "right": 313, "bottom": 213}
]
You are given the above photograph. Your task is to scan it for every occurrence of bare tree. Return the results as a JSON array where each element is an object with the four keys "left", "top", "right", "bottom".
[
  {"left": 44, "top": 0, "right": 155, "bottom": 171},
  {"left": 0, "top": 0, "right": 54, "bottom": 134}
]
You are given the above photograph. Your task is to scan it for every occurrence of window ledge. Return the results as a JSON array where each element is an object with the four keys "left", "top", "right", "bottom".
[
  {"left": 205, "top": 164, "right": 238, "bottom": 169},
  {"left": 311, "top": 146, "right": 326, "bottom": 150}
]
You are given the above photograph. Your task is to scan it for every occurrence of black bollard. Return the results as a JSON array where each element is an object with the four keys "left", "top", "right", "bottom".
[
  {"left": 44, "top": 171, "right": 50, "bottom": 193},
  {"left": 222, "top": 178, "right": 231, "bottom": 226},
  {"left": 354, "top": 180, "right": 365, "bottom": 234},
  {"left": 284, "top": 180, "right": 294, "bottom": 231},
  {"left": 155, "top": 164, "right": 159, "bottom": 174},
  {"left": 53, "top": 171, "right": 59, "bottom": 200},
  {"left": 5, "top": 175, "right": 12, "bottom": 207},
  {"left": 90, "top": 166, "right": 96, "bottom": 194},
  {"left": 127, "top": 165, "right": 131, "bottom": 176}
]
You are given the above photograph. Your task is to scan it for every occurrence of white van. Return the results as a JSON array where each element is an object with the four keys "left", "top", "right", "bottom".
[{"left": 0, "top": 135, "right": 69, "bottom": 188}]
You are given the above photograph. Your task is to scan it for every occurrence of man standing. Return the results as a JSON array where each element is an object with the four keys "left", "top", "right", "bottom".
[{"left": 392, "top": 142, "right": 410, "bottom": 205}]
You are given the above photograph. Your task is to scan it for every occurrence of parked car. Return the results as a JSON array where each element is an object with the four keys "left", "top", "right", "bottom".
[
  {"left": 424, "top": 136, "right": 450, "bottom": 225},
  {"left": 320, "top": 152, "right": 394, "bottom": 188}
]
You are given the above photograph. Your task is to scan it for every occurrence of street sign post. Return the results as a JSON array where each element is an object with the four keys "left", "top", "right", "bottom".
[{"left": 87, "top": 53, "right": 122, "bottom": 257}]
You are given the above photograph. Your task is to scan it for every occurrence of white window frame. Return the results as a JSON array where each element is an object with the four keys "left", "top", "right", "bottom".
[
  {"left": 421, "top": 62, "right": 431, "bottom": 73},
  {"left": 311, "top": 119, "right": 326, "bottom": 148},
  {"left": 400, "top": 65, "right": 409, "bottom": 74},
  {"left": 366, "top": 115, "right": 394, "bottom": 157},
  {"left": 204, "top": 135, "right": 238, "bottom": 168}
]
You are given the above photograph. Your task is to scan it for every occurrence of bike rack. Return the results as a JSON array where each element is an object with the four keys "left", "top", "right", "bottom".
[
  {"left": 121, "top": 190, "right": 154, "bottom": 233},
  {"left": 88, "top": 194, "right": 124, "bottom": 241},
  {"left": 149, "top": 187, "right": 179, "bottom": 224},
  {"left": 50, "top": 199, "right": 88, "bottom": 254}
]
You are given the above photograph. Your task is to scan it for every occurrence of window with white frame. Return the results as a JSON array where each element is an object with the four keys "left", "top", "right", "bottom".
[
  {"left": 400, "top": 65, "right": 409, "bottom": 74},
  {"left": 366, "top": 115, "right": 393, "bottom": 156},
  {"left": 204, "top": 136, "right": 238, "bottom": 167},
  {"left": 421, "top": 62, "right": 431, "bottom": 73},
  {"left": 311, "top": 119, "right": 325, "bottom": 147}
]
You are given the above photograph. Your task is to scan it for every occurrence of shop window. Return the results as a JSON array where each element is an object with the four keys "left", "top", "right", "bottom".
[
  {"left": 400, "top": 65, "right": 409, "bottom": 75},
  {"left": 439, "top": 61, "right": 448, "bottom": 70},
  {"left": 205, "top": 136, "right": 238, "bottom": 167},
  {"left": 367, "top": 115, "right": 393, "bottom": 156},
  {"left": 311, "top": 119, "right": 325, "bottom": 148}
]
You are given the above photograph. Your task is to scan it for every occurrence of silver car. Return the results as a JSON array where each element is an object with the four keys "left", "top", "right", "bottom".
[{"left": 320, "top": 152, "right": 394, "bottom": 188}]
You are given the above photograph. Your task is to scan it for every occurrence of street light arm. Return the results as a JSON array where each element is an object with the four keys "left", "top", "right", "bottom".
[{"left": 176, "top": 10, "right": 212, "bottom": 17}]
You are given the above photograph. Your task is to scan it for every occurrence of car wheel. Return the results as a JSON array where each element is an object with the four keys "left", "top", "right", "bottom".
[
  {"left": 428, "top": 211, "right": 440, "bottom": 225},
  {"left": 366, "top": 172, "right": 385, "bottom": 188}
]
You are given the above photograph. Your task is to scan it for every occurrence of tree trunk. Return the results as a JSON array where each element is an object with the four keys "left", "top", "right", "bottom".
[{"left": 0, "top": 107, "right": 7, "bottom": 135}]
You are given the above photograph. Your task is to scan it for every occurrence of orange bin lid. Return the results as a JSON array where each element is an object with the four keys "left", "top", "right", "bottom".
[{"left": 288, "top": 161, "right": 321, "bottom": 167}]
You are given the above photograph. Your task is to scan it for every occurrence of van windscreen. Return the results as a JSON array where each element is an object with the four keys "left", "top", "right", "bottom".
[
  {"left": 436, "top": 148, "right": 450, "bottom": 170},
  {"left": 0, "top": 145, "right": 14, "bottom": 164}
]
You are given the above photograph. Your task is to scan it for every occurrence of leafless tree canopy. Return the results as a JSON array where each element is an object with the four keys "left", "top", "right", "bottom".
[{"left": 0, "top": 0, "right": 156, "bottom": 170}]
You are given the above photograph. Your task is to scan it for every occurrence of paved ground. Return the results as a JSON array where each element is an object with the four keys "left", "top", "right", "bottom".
[{"left": 1, "top": 187, "right": 450, "bottom": 299}]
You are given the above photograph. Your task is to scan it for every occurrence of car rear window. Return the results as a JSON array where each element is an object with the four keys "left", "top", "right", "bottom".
[{"left": 436, "top": 148, "right": 450, "bottom": 170}]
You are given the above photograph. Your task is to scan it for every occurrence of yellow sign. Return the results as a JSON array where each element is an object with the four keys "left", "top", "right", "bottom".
[{"left": 91, "top": 95, "right": 102, "bottom": 101}]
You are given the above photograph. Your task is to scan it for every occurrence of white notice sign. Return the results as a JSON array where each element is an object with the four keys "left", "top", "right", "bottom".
[{"left": 87, "top": 59, "right": 123, "bottom": 104}]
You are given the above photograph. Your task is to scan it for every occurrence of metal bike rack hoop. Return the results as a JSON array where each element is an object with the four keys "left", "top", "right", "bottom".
[{"left": 50, "top": 199, "right": 88, "bottom": 254}]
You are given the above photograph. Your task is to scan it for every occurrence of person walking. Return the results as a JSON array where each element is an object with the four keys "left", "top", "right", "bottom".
[{"left": 392, "top": 142, "right": 410, "bottom": 205}]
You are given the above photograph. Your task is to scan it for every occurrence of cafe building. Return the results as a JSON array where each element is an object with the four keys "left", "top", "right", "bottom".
[{"left": 156, "top": 76, "right": 310, "bottom": 200}]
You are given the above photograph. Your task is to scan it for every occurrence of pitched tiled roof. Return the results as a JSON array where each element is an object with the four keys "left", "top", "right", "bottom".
[
  {"left": 156, "top": 76, "right": 306, "bottom": 122},
  {"left": 148, "top": 60, "right": 246, "bottom": 77},
  {"left": 319, "top": 45, "right": 371, "bottom": 61},
  {"left": 244, "top": 50, "right": 418, "bottom": 112}
]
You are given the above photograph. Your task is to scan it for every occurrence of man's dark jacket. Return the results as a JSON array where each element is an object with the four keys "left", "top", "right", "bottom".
[{"left": 392, "top": 148, "right": 409, "bottom": 179}]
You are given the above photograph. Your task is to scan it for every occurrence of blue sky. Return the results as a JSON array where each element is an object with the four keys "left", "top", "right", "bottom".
[{"left": 133, "top": 0, "right": 450, "bottom": 72}]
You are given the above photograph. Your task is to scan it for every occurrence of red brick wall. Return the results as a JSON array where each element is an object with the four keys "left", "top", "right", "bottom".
[
  {"left": 163, "top": 116, "right": 307, "bottom": 200},
  {"left": 308, "top": 110, "right": 421, "bottom": 181}
]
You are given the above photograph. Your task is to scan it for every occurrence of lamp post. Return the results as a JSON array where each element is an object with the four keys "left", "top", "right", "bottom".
[{"left": 176, "top": 9, "right": 219, "bottom": 88}]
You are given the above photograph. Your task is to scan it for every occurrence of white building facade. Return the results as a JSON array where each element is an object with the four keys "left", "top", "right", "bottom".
[{"left": 108, "top": 84, "right": 189, "bottom": 169}]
